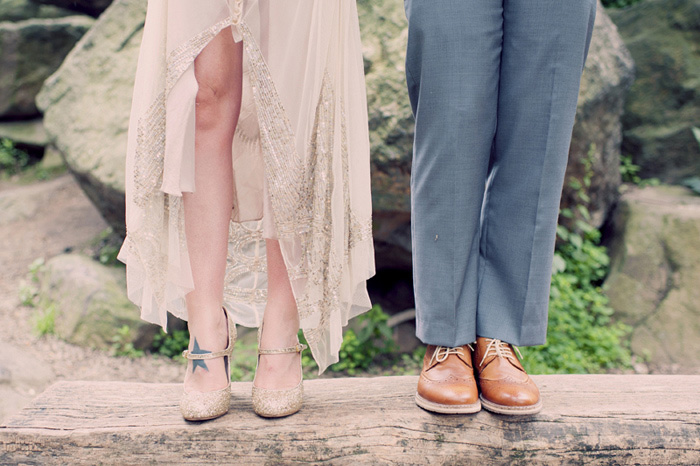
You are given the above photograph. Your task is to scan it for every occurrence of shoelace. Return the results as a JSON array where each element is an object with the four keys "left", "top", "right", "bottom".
[
  {"left": 429, "top": 345, "right": 473, "bottom": 365},
  {"left": 479, "top": 338, "right": 523, "bottom": 367}
]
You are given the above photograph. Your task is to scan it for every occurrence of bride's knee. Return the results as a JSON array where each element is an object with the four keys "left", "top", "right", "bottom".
[
  {"left": 194, "top": 80, "right": 239, "bottom": 132},
  {"left": 193, "top": 31, "right": 242, "bottom": 132}
]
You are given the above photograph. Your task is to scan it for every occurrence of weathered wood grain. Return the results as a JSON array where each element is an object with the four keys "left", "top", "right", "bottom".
[{"left": 1, "top": 375, "right": 699, "bottom": 465}]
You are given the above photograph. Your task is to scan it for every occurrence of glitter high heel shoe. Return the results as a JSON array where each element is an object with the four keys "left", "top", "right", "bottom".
[
  {"left": 180, "top": 308, "right": 237, "bottom": 421},
  {"left": 252, "top": 324, "right": 307, "bottom": 418}
]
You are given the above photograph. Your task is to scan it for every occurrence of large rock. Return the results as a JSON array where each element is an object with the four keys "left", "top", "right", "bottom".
[
  {"left": 609, "top": 0, "right": 700, "bottom": 183},
  {"left": 0, "top": 119, "right": 48, "bottom": 155},
  {"left": 38, "top": 0, "right": 632, "bottom": 267},
  {"left": 562, "top": 3, "right": 635, "bottom": 228},
  {"left": 0, "top": 0, "right": 73, "bottom": 21},
  {"left": 38, "top": 254, "right": 158, "bottom": 351},
  {"left": 604, "top": 185, "right": 700, "bottom": 370},
  {"left": 0, "top": 16, "right": 93, "bottom": 118},
  {"left": 36, "top": 0, "right": 142, "bottom": 236},
  {"left": 30, "top": 0, "right": 113, "bottom": 18}
]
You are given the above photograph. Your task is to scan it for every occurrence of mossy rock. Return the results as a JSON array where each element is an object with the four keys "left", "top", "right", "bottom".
[
  {"left": 0, "top": 16, "right": 93, "bottom": 118},
  {"left": 0, "top": 0, "right": 73, "bottom": 21},
  {"left": 38, "top": 254, "right": 159, "bottom": 351},
  {"left": 609, "top": 0, "right": 700, "bottom": 182},
  {"left": 604, "top": 185, "right": 700, "bottom": 368}
]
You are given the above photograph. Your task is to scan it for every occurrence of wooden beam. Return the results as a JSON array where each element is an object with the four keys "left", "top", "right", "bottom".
[{"left": 2, "top": 375, "right": 699, "bottom": 464}]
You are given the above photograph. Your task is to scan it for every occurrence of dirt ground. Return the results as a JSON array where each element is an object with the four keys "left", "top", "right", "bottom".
[{"left": 0, "top": 174, "right": 181, "bottom": 423}]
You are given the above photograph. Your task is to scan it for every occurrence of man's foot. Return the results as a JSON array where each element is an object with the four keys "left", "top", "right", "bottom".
[
  {"left": 472, "top": 337, "right": 542, "bottom": 415},
  {"left": 415, "top": 345, "right": 481, "bottom": 414}
]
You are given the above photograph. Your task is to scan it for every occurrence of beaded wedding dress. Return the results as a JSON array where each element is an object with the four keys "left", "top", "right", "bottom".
[{"left": 118, "top": 0, "right": 375, "bottom": 373}]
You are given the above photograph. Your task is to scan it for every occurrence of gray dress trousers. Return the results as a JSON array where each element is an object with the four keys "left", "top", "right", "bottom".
[{"left": 404, "top": 0, "right": 597, "bottom": 347}]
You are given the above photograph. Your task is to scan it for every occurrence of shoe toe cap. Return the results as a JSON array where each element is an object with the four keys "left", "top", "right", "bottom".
[
  {"left": 480, "top": 378, "right": 540, "bottom": 407},
  {"left": 417, "top": 376, "right": 480, "bottom": 406}
]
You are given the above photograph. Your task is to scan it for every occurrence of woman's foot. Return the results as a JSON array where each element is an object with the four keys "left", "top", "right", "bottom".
[
  {"left": 254, "top": 312, "right": 303, "bottom": 390},
  {"left": 183, "top": 308, "right": 230, "bottom": 394},
  {"left": 180, "top": 307, "right": 236, "bottom": 421},
  {"left": 252, "top": 310, "right": 306, "bottom": 418}
]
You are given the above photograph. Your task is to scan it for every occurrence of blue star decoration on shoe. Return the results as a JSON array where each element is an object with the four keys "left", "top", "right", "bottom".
[{"left": 191, "top": 338, "right": 211, "bottom": 373}]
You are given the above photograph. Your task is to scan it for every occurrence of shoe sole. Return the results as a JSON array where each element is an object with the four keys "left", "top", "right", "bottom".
[
  {"left": 480, "top": 395, "right": 543, "bottom": 415},
  {"left": 415, "top": 393, "right": 482, "bottom": 414}
]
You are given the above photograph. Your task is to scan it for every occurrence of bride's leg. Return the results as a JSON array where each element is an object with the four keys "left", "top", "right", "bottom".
[
  {"left": 183, "top": 28, "right": 243, "bottom": 393},
  {"left": 256, "top": 239, "right": 302, "bottom": 390}
]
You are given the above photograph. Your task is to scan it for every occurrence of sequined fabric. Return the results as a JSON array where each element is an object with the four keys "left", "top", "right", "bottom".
[{"left": 119, "top": 1, "right": 375, "bottom": 373}]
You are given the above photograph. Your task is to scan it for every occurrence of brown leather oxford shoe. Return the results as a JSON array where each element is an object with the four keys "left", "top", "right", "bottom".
[
  {"left": 415, "top": 345, "right": 481, "bottom": 414},
  {"left": 472, "top": 337, "right": 542, "bottom": 415}
]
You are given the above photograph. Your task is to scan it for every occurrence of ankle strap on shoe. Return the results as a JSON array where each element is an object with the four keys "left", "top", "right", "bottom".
[
  {"left": 182, "top": 346, "right": 233, "bottom": 360},
  {"left": 258, "top": 343, "right": 307, "bottom": 355}
]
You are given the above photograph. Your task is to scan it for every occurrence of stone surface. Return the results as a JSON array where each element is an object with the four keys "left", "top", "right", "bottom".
[
  {"left": 609, "top": 0, "right": 700, "bottom": 183},
  {"left": 38, "top": 253, "right": 159, "bottom": 351},
  {"left": 604, "top": 185, "right": 700, "bottom": 369},
  {"left": 31, "top": 0, "right": 113, "bottom": 18},
  {"left": 36, "top": 0, "right": 142, "bottom": 236},
  {"left": 0, "top": 16, "right": 93, "bottom": 118},
  {"left": 0, "top": 343, "right": 54, "bottom": 424},
  {"left": 0, "top": 119, "right": 48, "bottom": 150},
  {"left": 38, "top": 0, "right": 632, "bottom": 269},
  {"left": 563, "top": 2, "right": 635, "bottom": 228},
  {"left": 0, "top": 0, "right": 72, "bottom": 22},
  {"left": 38, "top": 145, "right": 64, "bottom": 171}
]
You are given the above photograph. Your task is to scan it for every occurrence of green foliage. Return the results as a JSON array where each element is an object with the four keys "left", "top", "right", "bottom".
[
  {"left": 520, "top": 147, "right": 632, "bottom": 374},
  {"left": 228, "top": 340, "right": 259, "bottom": 382},
  {"left": 98, "top": 245, "right": 121, "bottom": 265},
  {"left": 0, "top": 138, "right": 29, "bottom": 174},
  {"left": 151, "top": 328, "right": 190, "bottom": 359},
  {"left": 19, "top": 282, "right": 37, "bottom": 307},
  {"left": 90, "top": 228, "right": 124, "bottom": 266},
  {"left": 32, "top": 304, "right": 56, "bottom": 336},
  {"left": 620, "top": 154, "right": 641, "bottom": 184},
  {"left": 28, "top": 257, "right": 45, "bottom": 279},
  {"left": 301, "top": 305, "right": 399, "bottom": 375},
  {"left": 110, "top": 325, "right": 145, "bottom": 358},
  {"left": 602, "top": 0, "right": 643, "bottom": 7},
  {"left": 620, "top": 154, "right": 660, "bottom": 187},
  {"left": 20, "top": 258, "right": 45, "bottom": 307}
]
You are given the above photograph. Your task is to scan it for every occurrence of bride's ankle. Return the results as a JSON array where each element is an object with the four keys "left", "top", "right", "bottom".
[
  {"left": 259, "top": 321, "right": 299, "bottom": 349},
  {"left": 187, "top": 310, "right": 229, "bottom": 349}
]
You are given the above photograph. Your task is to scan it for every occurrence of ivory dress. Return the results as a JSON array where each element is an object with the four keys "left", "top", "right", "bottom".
[{"left": 117, "top": 0, "right": 375, "bottom": 373}]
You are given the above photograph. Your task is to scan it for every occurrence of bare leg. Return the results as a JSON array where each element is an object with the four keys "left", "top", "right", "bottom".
[
  {"left": 183, "top": 28, "right": 243, "bottom": 394},
  {"left": 255, "top": 239, "right": 302, "bottom": 390}
]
